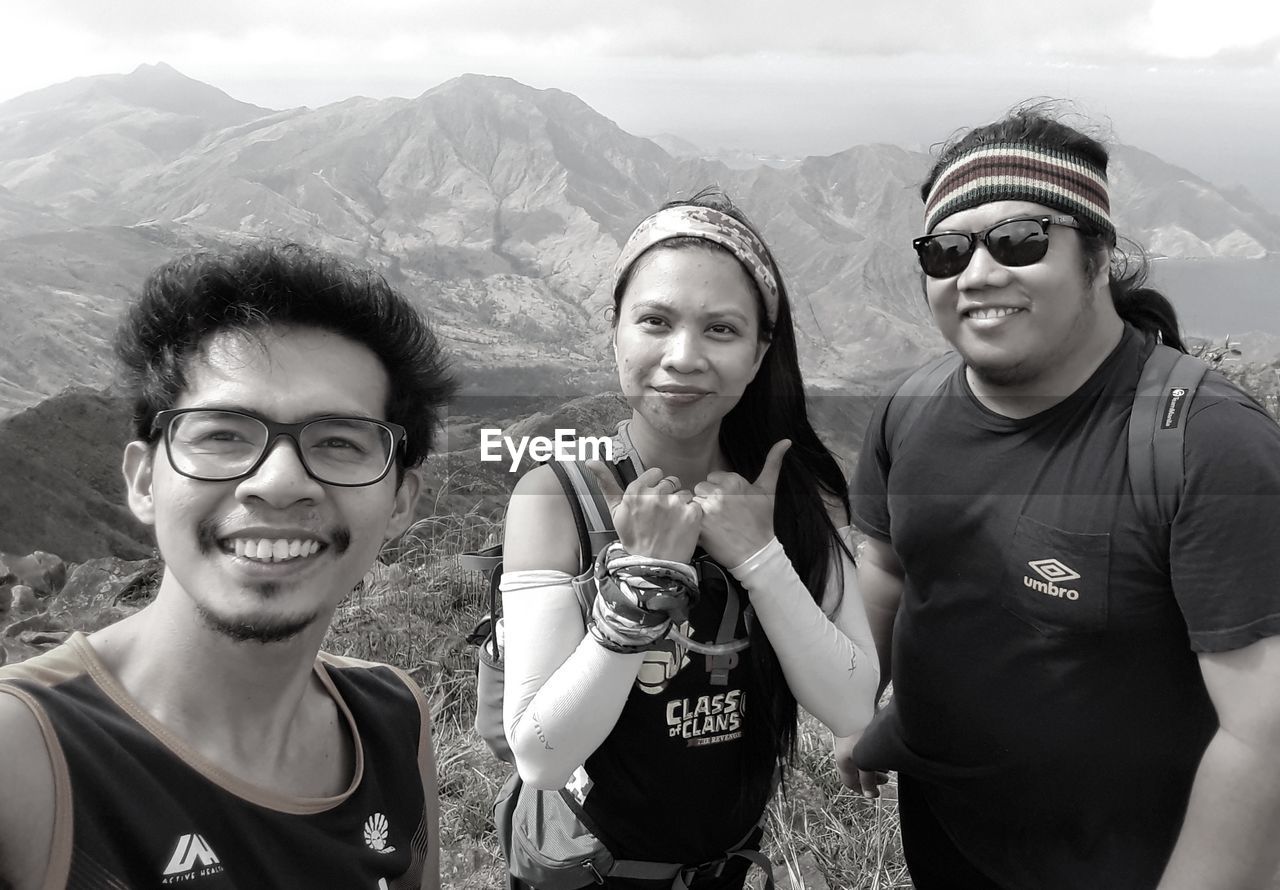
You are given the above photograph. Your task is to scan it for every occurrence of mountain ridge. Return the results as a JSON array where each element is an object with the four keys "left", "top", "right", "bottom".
[{"left": 0, "top": 64, "right": 1275, "bottom": 420}]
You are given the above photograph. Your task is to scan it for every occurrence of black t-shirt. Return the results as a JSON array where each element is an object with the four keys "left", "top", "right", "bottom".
[{"left": 850, "top": 326, "right": 1280, "bottom": 890}]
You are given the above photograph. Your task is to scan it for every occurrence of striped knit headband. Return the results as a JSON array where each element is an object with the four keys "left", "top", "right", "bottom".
[
  {"left": 613, "top": 205, "right": 780, "bottom": 323},
  {"left": 923, "top": 142, "right": 1115, "bottom": 241}
]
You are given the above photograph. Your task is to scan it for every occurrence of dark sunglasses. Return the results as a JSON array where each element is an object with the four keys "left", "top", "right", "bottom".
[{"left": 913, "top": 215, "right": 1082, "bottom": 279}]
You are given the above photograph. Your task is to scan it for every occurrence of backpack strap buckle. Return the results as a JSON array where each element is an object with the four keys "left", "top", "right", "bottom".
[{"left": 680, "top": 858, "right": 727, "bottom": 884}]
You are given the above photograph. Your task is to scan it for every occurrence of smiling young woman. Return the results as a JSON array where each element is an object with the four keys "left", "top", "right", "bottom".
[
  {"left": 613, "top": 246, "right": 767, "bottom": 450},
  {"left": 495, "top": 188, "right": 880, "bottom": 889}
]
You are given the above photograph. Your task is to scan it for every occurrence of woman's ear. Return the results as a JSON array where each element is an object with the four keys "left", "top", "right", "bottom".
[{"left": 752, "top": 339, "right": 770, "bottom": 377}]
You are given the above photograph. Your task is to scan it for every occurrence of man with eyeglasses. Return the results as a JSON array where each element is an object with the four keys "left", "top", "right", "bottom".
[
  {"left": 0, "top": 243, "right": 455, "bottom": 889},
  {"left": 837, "top": 108, "right": 1280, "bottom": 889}
]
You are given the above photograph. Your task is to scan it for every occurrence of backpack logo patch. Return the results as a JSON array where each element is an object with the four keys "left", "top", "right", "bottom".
[
  {"left": 161, "top": 833, "right": 224, "bottom": 882},
  {"left": 1162, "top": 386, "right": 1189, "bottom": 430},
  {"left": 363, "top": 813, "right": 396, "bottom": 854}
]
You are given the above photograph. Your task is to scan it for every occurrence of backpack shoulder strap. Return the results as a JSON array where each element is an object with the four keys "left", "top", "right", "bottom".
[
  {"left": 465, "top": 458, "right": 620, "bottom": 622},
  {"left": 553, "top": 460, "right": 619, "bottom": 565},
  {"left": 885, "top": 352, "right": 963, "bottom": 458},
  {"left": 1127, "top": 344, "right": 1208, "bottom": 526},
  {"left": 547, "top": 459, "right": 621, "bottom": 620},
  {"left": 546, "top": 460, "right": 597, "bottom": 576}
]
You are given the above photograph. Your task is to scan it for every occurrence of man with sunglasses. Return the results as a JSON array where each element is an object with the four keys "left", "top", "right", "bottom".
[
  {"left": 0, "top": 243, "right": 455, "bottom": 889},
  {"left": 838, "top": 109, "right": 1280, "bottom": 889}
]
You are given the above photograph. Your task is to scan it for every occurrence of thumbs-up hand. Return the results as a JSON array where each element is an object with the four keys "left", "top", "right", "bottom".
[
  {"left": 691, "top": 440, "right": 790, "bottom": 568},
  {"left": 586, "top": 462, "right": 703, "bottom": 564}
]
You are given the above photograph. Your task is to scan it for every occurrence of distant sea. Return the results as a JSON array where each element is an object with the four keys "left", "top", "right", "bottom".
[{"left": 1152, "top": 255, "right": 1279, "bottom": 340}]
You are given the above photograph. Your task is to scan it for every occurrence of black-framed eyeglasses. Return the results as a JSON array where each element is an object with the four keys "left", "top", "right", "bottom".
[
  {"left": 152, "top": 408, "right": 406, "bottom": 487},
  {"left": 913, "top": 215, "right": 1082, "bottom": 279}
]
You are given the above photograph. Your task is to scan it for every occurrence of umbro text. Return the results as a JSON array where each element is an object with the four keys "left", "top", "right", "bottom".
[{"left": 1023, "top": 575, "right": 1080, "bottom": 601}]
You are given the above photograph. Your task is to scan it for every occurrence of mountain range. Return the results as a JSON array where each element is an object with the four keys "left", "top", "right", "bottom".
[
  {"left": 1, "top": 63, "right": 1277, "bottom": 420},
  {"left": 1, "top": 63, "right": 1278, "bottom": 559}
]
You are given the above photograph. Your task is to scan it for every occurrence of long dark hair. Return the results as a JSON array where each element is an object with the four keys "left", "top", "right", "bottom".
[
  {"left": 922, "top": 104, "right": 1187, "bottom": 351},
  {"left": 613, "top": 187, "right": 852, "bottom": 793}
]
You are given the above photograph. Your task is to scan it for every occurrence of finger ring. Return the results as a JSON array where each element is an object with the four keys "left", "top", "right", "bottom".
[{"left": 656, "top": 475, "right": 680, "bottom": 492}]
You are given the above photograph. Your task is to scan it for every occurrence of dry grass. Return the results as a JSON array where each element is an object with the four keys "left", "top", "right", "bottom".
[
  {"left": 325, "top": 511, "right": 510, "bottom": 888},
  {"left": 324, "top": 509, "right": 910, "bottom": 890}
]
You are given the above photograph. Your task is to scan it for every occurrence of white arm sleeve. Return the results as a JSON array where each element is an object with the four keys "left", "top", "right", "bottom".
[
  {"left": 500, "top": 570, "right": 645, "bottom": 789},
  {"left": 728, "top": 527, "right": 879, "bottom": 736}
]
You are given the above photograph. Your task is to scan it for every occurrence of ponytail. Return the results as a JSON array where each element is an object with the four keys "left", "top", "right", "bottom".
[
  {"left": 1093, "top": 239, "right": 1186, "bottom": 352},
  {"left": 1113, "top": 283, "right": 1185, "bottom": 351}
]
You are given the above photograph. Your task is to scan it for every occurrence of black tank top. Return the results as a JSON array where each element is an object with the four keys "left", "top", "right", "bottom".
[
  {"left": 572, "top": 427, "right": 774, "bottom": 865},
  {"left": 0, "top": 633, "right": 432, "bottom": 889}
]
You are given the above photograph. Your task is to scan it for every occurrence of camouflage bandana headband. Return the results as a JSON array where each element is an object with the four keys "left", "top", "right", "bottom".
[
  {"left": 923, "top": 142, "right": 1115, "bottom": 242},
  {"left": 613, "top": 206, "right": 780, "bottom": 323}
]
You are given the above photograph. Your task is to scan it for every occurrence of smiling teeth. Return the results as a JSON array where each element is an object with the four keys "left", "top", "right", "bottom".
[
  {"left": 231, "top": 538, "right": 321, "bottom": 561},
  {"left": 969, "top": 307, "right": 1021, "bottom": 319}
]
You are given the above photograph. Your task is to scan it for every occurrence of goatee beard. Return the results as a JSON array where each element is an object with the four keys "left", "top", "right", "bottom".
[
  {"left": 188, "top": 518, "right": 353, "bottom": 644},
  {"left": 195, "top": 601, "right": 318, "bottom": 644}
]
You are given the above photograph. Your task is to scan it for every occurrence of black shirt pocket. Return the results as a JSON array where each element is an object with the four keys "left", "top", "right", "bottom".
[{"left": 1002, "top": 515, "right": 1110, "bottom": 635}]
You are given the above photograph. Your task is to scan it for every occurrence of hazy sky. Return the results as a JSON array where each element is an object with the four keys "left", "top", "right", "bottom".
[{"left": 4, "top": 0, "right": 1279, "bottom": 207}]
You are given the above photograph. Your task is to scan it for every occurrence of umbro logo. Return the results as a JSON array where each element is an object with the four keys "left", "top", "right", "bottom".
[
  {"left": 161, "top": 833, "right": 224, "bottom": 883},
  {"left": 1027, "top": 558, "right": 1080, "bottom": 583},
  {"left": 1024, "top": 558, "right": 1081, "bottom": 601}
]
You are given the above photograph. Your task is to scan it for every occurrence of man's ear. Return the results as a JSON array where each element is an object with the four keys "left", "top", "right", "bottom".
[
  {"left": 1091, "top": 246, "right": 1113, "bottom": 292},
  {"left": 385, "top": 466, "right": 422, "bottom": 542},
  {"left": 122, "top": 441, "right": 158, "bottom": 525}
]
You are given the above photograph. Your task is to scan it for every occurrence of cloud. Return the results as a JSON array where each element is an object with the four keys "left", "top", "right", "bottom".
[
  {"left": 13, "top": 0, "right": 1277, "bottom": 64},
  {"left": 1142, "top": 0, "right": 1280, "bottom": 61},
  {"left": 0, "top": 0, "right": 1276, "bottom": 210},
  {"left": 1207, "top": 34, "right": 1280, "bottom": 67}
]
